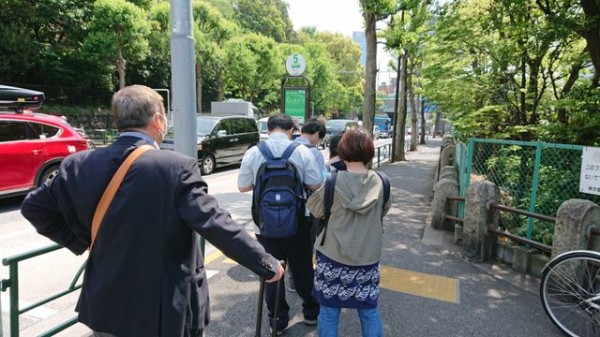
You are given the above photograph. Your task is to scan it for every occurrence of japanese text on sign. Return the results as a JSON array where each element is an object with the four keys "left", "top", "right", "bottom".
[{"left": 580, "top": 147, "right": 600, "bottom": 196}]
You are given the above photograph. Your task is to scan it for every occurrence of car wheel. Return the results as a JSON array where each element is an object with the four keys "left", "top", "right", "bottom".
[
  {"left": 200, "top": 155, "right": 215, "bottom": 175},
  {"left": 40, "top": 165, "right": 59, "bottom": 186}
]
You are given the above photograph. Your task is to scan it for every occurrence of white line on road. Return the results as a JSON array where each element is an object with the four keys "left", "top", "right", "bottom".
[
  {"left": 0, "top": 228, "right": 35, "bottom": 241},
  {"left": 1, "top": 296, "right": 57, "bottom": 319}
]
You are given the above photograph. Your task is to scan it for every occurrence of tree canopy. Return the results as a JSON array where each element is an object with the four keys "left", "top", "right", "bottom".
[{"left": 1, "top": 0, "right": 598, "bottom": 147}]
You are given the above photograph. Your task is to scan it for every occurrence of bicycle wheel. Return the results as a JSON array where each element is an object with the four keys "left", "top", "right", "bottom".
[{"left": 541, "top": 250, "right": 600, "bottom": 337}]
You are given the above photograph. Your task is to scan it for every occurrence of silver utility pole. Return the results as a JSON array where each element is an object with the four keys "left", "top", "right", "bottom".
[{"left": 170, "top": 0, "right": 197, "bottom": 159}]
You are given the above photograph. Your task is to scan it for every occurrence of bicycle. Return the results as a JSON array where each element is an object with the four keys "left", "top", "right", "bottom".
[{"left": 540, "top": 250, "right": 600, "bottom": 337}]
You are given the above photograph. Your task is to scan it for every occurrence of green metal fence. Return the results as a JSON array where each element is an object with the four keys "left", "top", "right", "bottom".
[
  {"left": 1, "top": 244, "right": 85, "bottom": 337},
  {"left": 458, "top": 138, "right": 600, "bottom": 246}
]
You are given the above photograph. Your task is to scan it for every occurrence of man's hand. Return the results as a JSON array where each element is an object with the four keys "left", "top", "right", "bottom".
[{"left": 266, "top": 261, "right": 284, "bottom": 283}]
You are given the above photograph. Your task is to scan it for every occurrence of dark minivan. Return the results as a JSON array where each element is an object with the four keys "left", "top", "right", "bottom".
[
  {"left": 161, "top": 115, "right": 259, "bottom": 175},
  {"left": 323, "top": 119, "right": 359, "bottom": 147}
]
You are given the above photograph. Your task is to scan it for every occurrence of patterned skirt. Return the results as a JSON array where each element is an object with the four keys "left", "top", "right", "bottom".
[{"left": 312, "top": 251, "right": 380, "bottom": 309}]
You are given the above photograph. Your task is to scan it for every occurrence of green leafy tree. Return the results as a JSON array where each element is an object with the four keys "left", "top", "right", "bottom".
[
  {"left": 127, "top": 1, "right": 171, "bottom": 89},
  {"left": 0, "top": 0, "right": 94, "bottom": 85},
  {"left": 223, "top": 33, "right": 282, "bottom": 103},
  {"left": 232, "top": 0, "right": 293, "bottom": 42},
  {"left": 81, "top": 0, "right": 150, "bottom": 89},
  {"left": 193, "top": 0, "right": 240, "bottom": 112}
]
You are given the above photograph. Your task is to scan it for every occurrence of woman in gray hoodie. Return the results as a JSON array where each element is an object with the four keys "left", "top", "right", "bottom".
[{"left": 307, "top": 129, "right": 392, "bottom": 337}]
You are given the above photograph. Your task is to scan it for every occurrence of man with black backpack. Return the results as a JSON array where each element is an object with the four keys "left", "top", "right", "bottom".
[{"left": 238, "top": 114, "right": 322, "bottom": 335}]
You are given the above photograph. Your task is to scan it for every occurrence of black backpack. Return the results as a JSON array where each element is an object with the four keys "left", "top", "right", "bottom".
[
  {"left": 315, "top": 171, "right": 391, "bottom": 245},
  {"left": 251, "top": 142, "right": 305, "bottom": 238}
]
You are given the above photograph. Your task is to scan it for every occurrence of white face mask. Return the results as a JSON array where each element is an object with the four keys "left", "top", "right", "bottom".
[{"left": 155, "top": 113, "right": 168, "bottom": 141}]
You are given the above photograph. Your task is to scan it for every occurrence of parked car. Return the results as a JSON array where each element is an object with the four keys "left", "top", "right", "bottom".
[
  {"left": 0, "top": 111, "right": 90, "bottom": 198},
  {"left": 323, "top": 119, "right": 359, "bottom": 147},
  {"left": 160, "top": 115, "right": 259, "bottom": 175},
  {"left": 258, "top": 117, "right": 269, "bottom": 141}
]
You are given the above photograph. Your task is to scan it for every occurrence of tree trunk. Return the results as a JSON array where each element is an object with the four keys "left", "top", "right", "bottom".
[
  {"left": 433, "top": 110, "right": 442, "bottom": 137},
  {"left": 420, "top": 96, "right": 426, "bottom": 144},
  {"left": 391, "top": 54, "right": 401, "bottom": 163},
  {"left": 117, "top": 47, "right": 126, "bottom": 89},
  {"left": 393, "top": 49, "right": 408, "bottom": 162},
  {"left": 361, "top": 10, "right": 377, "bottom": 134},
  {"left": 196, "top": 60, "right": 203, "bottom": 114},
  {"left": 519, "top": 54, "right": 527, "bottom": 127},
  {"left": 580, "top": 0, "right": 600, "bottom": 88},
  {"left": 216, "top": 69, "right": 224, "bottom": 101},
  {"left": 409, "top": 73, "right": 418, "bottom": 151},
  {"left": 557, "top": 58, "right": 583, "bottom": 123}
]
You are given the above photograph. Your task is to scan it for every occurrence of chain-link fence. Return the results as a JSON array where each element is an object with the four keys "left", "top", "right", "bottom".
[{"left": 457, "top": 138, "right": 600, "bottom": 246}]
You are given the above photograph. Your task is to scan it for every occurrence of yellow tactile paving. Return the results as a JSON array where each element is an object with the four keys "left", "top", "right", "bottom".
[
  {"left": 380, "top": 265, "right": 460, "bottom": 304},
  {"left": 204, "top": 250, "right": 460, "bottom": 304},
  {"left": 204, "top": 249, "right": 224, "bottom": 265},
  {"left": 223, "top": 257, "right": 236, "bottom": 264}
]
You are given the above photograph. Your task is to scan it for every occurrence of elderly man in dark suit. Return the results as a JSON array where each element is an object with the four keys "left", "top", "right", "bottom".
[{"left": 20, "top": 85, "right": 283, "bottom": 337}]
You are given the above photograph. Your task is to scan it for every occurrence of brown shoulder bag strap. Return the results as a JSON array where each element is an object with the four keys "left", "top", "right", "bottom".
[{"left": 90, "top": 144, "right": 154, "bottom": 250}]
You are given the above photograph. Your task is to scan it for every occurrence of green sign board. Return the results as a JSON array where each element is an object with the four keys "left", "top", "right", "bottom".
[{"left": 284, "top": 88, "right": 307, "bottom": 123}]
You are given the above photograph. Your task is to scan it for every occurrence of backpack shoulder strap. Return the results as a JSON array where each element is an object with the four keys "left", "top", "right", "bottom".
[
  {"left": 319, "top": 171, "right": 337, "bottom": 246},
  {"left": 281, "top": 142, "right": 300, "bottom": 160},
  {"left": 375, "top": 171, "right": 391, "bottom": 205},
  {"left": 257, "top": 142, "right": 275, "bottom": 160},
  {"left": 323, "top": 171, "right": 337, "bottom": 218}
]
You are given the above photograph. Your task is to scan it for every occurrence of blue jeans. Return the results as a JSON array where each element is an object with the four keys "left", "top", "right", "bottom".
[{"left": 317, "top": 305, "right": 382, "bottom": 337}]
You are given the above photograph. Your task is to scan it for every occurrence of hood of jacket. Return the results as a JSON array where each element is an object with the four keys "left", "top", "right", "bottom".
[{"left": 335, "top": 171, "right": 381, "bottom": 215}]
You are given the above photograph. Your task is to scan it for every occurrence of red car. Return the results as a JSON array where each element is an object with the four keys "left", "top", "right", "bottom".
[{"left": 0, "top": 111, "right": 90, "bottom": 198}]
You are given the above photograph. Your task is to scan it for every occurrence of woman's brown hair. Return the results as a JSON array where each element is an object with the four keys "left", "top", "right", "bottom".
[{"left": 337, "top": 129, "right": 374, "bottom": 165}]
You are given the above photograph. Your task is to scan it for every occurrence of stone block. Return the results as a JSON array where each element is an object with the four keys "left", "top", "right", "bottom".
[
  {"left": 454, "top": 224, "right": 463, "bottom": 244},
  {"left": 431, "top": 179, "right": 459, "bottom": 230},
  {"left": 439, "top": 166, "right": 457, "bottom": 182},
  {"left": 529, "top": 253, "right": 550, "bottom": 278},
  {"left": 440, "top": 144, "right": 456, "bottom": 168},
  {"left": 463, "top": 181, "right": 499, "bottom": 260},
  {"left": 512, "top": 246, "right": 535, "bottom": 274},
  {"left": 553, "top": 199, "right": 600, "bottom": 258}
]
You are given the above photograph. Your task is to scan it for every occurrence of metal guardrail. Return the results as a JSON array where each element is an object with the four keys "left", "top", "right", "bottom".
[
  {"left": 443, "top": 197, "right": 553, "bottom": 253},
  {"left": 1, "top": 244, "right": 85, "bottom": 337},
  {"left": 87, "top": 128, "right": 119, "bottom": 146},
  {"left": 374, "top": 142, "right": 392, "bottom": 168}
]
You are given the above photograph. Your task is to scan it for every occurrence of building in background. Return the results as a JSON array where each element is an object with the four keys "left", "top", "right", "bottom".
[{"left": 352, "top": 31, "right": 367, "bottom": 68}]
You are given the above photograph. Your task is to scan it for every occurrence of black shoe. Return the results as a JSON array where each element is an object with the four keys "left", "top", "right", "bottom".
[
  {"left": 269, "top": 325, "right": 287, "bottom": 336},
  {"left": 268, "top": 317, "right": 288, "bottom": 336}
]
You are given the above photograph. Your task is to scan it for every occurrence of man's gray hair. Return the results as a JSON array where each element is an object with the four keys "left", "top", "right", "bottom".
[{"left": 111, "top": 85, "right": 165, "bottom": 131}]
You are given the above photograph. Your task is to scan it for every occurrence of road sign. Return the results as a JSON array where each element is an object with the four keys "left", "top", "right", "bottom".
[
  {"left": 283, "top": 88, "right": 307, "bottom": 124},
  {"left": 580, "top": 147, "right": 600, "bottom": 196},
  {"left": 286, "top": 53, "right": 306, "bottom": 76}
]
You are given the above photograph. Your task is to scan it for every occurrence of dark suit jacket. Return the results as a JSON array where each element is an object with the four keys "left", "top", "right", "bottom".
[{"left": 21, "top": 136, "right": 277, "bottom": 337}]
